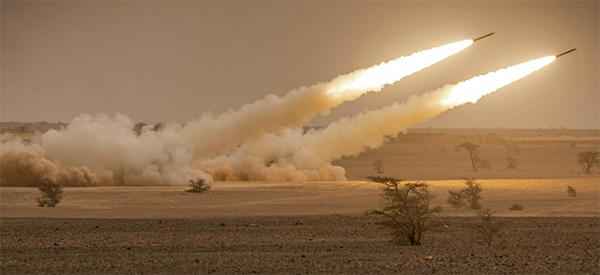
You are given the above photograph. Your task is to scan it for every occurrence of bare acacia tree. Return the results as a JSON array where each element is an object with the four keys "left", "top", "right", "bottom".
[
  {"left": 460, "top": 142, "right": 484, "bottom": 171},
  {"left": 461, "top": 178, "right": 483, "bottom": 210},
  {"left": 367, "top": 176, "right": 434, "bottom": 246},
  {"left": 372, "top": 158, "right": 385, "bottom": 174},
  {"left": 471, "top": 208, "right": 503, "bottom": 246},
  {"left": 577, "top": 151, "right": 599, "bottom": 174}
]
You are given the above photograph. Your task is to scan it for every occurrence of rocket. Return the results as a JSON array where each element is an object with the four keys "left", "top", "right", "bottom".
[
  {"left": 473, "top": 32, "right": 495, "bottom": 42},
  {"left": 556, "top": 48, "right": 576, "bottom": 58}
]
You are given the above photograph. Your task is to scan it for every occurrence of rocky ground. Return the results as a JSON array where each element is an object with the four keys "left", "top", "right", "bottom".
[{"left": 1, "top": 215, "right": 598, "bottom": 274}]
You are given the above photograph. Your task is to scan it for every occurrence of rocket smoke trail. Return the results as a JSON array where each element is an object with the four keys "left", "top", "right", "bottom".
[
  {"left": 182, "top": 39, "right": 473, "bottom": 162},
  {"left": 205, "top": 56, "right": 556, "bottom": 181},
  {"left": 0, "top": 39, "right": 474, "bottom": 187}
]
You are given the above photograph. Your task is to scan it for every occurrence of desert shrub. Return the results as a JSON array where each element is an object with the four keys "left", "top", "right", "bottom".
[
  {"left": 372, "top": 158, "right": 385, "bottom": 174},
  {"left": 186, "top": 178, "right": 211, "bottom": 193},
  {"left": 567, "top": 185, "right": 578, "bottom": 198},
  {"left": 509, "top": 203, "right": 524, "bottom": 211},
  {"left": 470, "top": 208, "right": 503, "bottom": 246},
  {"left": 461, "top": 178, "right": 483, "bottom": 210},
  {"left": 506, "top": 156, "right": 519, "bottom": 169},
  {"left": 36, "top": 180, "right": 63, "bottom": 207},
  {"left": 577, "top": 151, "right": 599, "bottom": 174},
  {"left": 366, "top": 176, "right": 434, "bottom": 246},
  {"left": 447, "top": 190, "right": 465, "bottom": 209},
  {"left": 432, "top": 205, "right": 444, "bottom": 213}
]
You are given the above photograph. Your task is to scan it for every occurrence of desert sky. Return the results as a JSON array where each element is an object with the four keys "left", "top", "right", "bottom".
[{"left": 1, "top": 1, "right": 598, "bottom": 129}]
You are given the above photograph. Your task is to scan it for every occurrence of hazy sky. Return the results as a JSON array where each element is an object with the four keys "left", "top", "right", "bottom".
[{"left": 2, "top": 1, "right": 598, "bottom": 128}]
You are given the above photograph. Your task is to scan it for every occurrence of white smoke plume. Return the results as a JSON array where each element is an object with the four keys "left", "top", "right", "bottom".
[
  {"left": 1, "top": 39, "right": 474, "bottom": 186},
  {"left": 182, "top": 40, "right": 473, "bottom": 162},
  {"left": 41, "top": 113, "right": 210, "bottom": 186},
  {"left": 205, "top": 56, "right": 556, "bottom": 181}
]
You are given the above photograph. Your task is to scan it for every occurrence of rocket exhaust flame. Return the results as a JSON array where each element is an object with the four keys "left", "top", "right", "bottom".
[
  {"left": 326, "top": 40, "right": 474, "bottom": 97},
  {"left": 167, "top": 38, "right": 481, "bottom": 163},
  {"left": 209, "top": 56, "right": 556, "bottom": 181},
  {"left": 442, "top": 56, "right": 556, "bottom": 105},
  {"left": 3, "top": 34, "right": 531, "bottom": 186},
  {"left": 1, "top": 37, "right": 478, "bottom": 186}
]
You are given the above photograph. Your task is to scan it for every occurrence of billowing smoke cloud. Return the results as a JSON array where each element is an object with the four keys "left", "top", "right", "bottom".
[
  {"left": 0, "top": 40, "right": 554, "bottom": 186},
  {"left": 0, "top": 134, "right": 109, "bottom": 186},
  {"left": 1, "top": 39, "right": 474, "bottom": 186},
  {"left": 182, "top": 40, "right": 473, "bottom": 162},
  {"left": 205, "top": 56, "right": 556, "bottom": 181},
  {"left": 1, "top": 114, "right": 210, "bottom": 186},
  {"left": 42, "top": 114, "right": 210, "bottom": 186}
]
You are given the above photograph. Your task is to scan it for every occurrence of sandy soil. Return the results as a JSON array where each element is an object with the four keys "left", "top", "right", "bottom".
[
  {"left": 1, "top": 128, "right": 598, "bottom": 274},
  {"left": 1, "top": 178, "right": 598, "bottom": 274},
  {"left": 1, "top": 215, "right": 598, "bottom": 274},
  {"left": 1, "top": 179, "right": 598, "bottom": 219}
]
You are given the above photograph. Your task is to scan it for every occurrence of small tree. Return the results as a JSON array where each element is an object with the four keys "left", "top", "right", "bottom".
[
  {"left": 447, "top": 190, "right": 465, "bottom": 209},
  {"left": 372, "top": 158, "right": 385, "bottom": 174},
  {"left": 471, "top": 208, "right": 503, "bottom": 246},
  {"left": 567, "top": 185, "right": 578, "bottom": 198},
  {"left": 461, "top": 178, "right": 483, "bottom": 210},
  {"left": 506, "top": 156, "right": 519, "bottom": 169},
  {"left": 367, "top": 176, "right": 433, "bottom": 246},
  {"left": 577, "top": 151, "right": 599, "bottom": 174},
  {"left": 186, "top": 178, "right": 211, "bottom": 193},
  {"left": 460, "top": 142, "right": 484, "bottom": 171},
  {"left": 36, "top": 180, "right": 63, "bottom": 207}
]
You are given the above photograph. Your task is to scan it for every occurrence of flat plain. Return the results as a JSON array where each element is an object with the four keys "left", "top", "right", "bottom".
[{"left": 1, "top": 128, "right": 599, "bottom": 274}]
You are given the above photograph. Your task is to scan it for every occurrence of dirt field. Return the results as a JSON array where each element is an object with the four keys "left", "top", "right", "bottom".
[
  {"left": 1, "top": 179, "right": 598, "bottom": 274},
  {"left": 1, "top": 215, "right": 598, "bottom": 274},
  {"left": 1, "top": 127, "right": 598, "bottom": 274}
]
